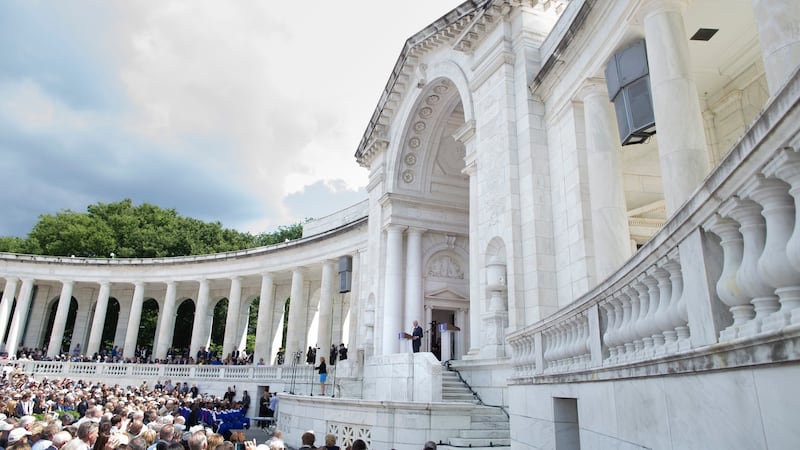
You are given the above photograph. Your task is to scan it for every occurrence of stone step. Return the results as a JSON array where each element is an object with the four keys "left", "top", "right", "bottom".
[
  {"left": 472, "top": 411, "right": 509, "bottom": 421},
  {"left": 438, "top": 446, "right": 510, "bottom": 450},
  {"left": 447, "top": 437, "right": 512, "bottom": 447},
  {"left": 469, "top": 420, "right": 510, "bottom": 430},
  {"left": 459, "top": 429, "right": 510, "bottom": 439}
]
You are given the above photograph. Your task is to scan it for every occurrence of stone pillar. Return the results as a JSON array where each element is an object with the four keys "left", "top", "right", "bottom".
[
  {"left": 753, "top": 0, "right": 800, "bottom": 96},
  {"left": 641, "top": 0, "right": 709, "bottom": 214},
  {"left": 190, "top": 279, "right": 210, "bottom": 358},
  {"left": 285, "top": 267, "right": 307, "bottom": 361},
  {"left": 404, "top": 227, "right": 425, "bottom": 329},
  {"left": 5, "top": 279, "right": 34, "bottom": 357},
  {"left": 47, "top": 280, "right": 75, "bottom": 358},
  {"left": 346, "top": 250, "right": 362, "bottom": 352},
  {"left": 457, "top": 120, "right": 479, "bottom": 357},
  {"left": 254, "top": 273, "right": 275, "bottom": 364},
  {"left": 0, "top": 277, "right": 19, "bottom": 350},
  {"left": 317, "top": 260, "right": 336, "bottom": 355},
  {"left": 382, "top": 224, "right": 406, "bottom": 355},
  {"left": 122, "top": 282, "right": 145, "bottom": 359},
  {"left": 155, "top": 281, "right": 178, "bottom": 360},
  {"left": 580, "top": 80, "right": 631, "bottom": 280},
  {"left": 86, "top": 281, "right": 111, "bottom": 356},
  {"left": 223, "top": 276, "right": 243, "bottom": 358}
]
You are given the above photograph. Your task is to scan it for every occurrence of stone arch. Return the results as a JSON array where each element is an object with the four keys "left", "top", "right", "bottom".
[
  {"left": 138, "top": 298, "right": 159, "bottom": 354},
  {"left": 392, "top": 76, "right": 468, "bottom": 201},
  {"left": 172, "top": 298, "right": 196, "bottom": 353},
  {"left": 42, "top": 296, "right": 78, "bottom": 355},
  {"left": 210, "top": 298, "right": 229, "bottom": 353},
  {"left": 100, "top": 298, "right": 120, "bottom": 353}
]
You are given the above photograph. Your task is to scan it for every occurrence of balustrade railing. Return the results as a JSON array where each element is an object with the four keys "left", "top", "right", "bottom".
[
  {"left": 1, "top": 361, "right": 323, "bottom": 386},
  {"left": 509, "top": 70, "right": 800, "bottom": 381}
]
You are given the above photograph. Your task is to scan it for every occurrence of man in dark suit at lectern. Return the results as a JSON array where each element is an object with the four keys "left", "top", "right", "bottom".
[{"left": 411, "top": 320, "right": 424, "bottom": 353}]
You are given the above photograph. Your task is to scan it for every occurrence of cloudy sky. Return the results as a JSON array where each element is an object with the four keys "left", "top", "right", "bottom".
[{"left": 0, "top": 0, "right": 464, "bottom": 238}]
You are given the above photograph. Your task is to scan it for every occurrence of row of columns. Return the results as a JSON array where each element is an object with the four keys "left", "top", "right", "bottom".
[
  {"left": 381, "top": 226, "right": 427, "bottom": 355},
  {"left": 578, "top": 0, "right": 800, "bottom": 282},
  {"left": 0, "top": 257, "right": 358, "bottom": 364}
]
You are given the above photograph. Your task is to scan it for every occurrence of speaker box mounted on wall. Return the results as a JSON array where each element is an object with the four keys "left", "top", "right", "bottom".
[
  {"left": 338, "top": 255, "right": 352, "bottom": 293},
  {"left": 605, "top": 39, "right": 656, "bottom": 146}
]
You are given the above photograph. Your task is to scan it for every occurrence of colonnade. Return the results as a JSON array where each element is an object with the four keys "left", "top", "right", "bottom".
[
  {"left": 0, "top": 253, "right": 360, "bottom": 365},
  {"left": 576, "top": 0, "right": 800, "bottom": 282}
]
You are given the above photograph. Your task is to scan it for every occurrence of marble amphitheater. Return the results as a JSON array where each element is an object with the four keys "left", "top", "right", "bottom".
[{"left": 2, "top": 0, "right": 799, "bottom": 448}]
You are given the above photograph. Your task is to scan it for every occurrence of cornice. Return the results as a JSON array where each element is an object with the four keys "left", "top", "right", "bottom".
[{"left": 355, "top": 1, "right": 496, "bottom": 168}]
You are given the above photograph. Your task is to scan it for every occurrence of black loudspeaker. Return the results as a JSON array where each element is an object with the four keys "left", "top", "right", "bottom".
[
  {"left": 605, "top": 39, "right": 656, "bottom": 146},
  {"left": 338, "top": 255, "right": 352, "bottom": 293}
]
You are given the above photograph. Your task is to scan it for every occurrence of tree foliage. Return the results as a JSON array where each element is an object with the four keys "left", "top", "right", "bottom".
[{"left": 0, "top": 199, "right": 306, "bottom": 257}]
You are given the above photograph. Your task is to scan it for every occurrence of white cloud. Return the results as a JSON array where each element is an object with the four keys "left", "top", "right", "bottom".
[{"left": 0, "top": 0, "right": 464, "bottom": 237}]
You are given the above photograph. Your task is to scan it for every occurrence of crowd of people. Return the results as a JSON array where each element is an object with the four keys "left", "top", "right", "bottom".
[
  {"left": 8, "top": 347, "right": 257, "bottom": 367},
  {"left": 0, "top": 365, "right": 287, "bottom": 450}
]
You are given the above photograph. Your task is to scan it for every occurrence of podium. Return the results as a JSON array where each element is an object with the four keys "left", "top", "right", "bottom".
[
  {"left": 437, "top": 323, "right": 461, "bottom": 362},
  {"left": 398, "top": 332, "right": 412, "bottom": 340}
]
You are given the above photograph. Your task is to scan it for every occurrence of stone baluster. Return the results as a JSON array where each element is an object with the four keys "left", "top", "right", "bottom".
[
  {"left": 601, "top": 301, "right": 618, "bottom": 363},
  {"left": 642, "top": 271, "right": 661, "bottom": 354},
  {"left": 704, "top": 214, "right": 753, "bottom": 341},
  {"left": 526, "top": 334, "right": 537, "bottom": 375},
  {"left": 651, "top": 264, "right": 672, "bottom": 354},
  {"left": 763, "top": 149, "right": 800, "bottom": 274},
  {"left": 660, "top": 256, "right": 681, "bottom": 349},
  {"left": 632, "top": 277, "right": 650, "bottom": 356},
  {"left": 610, "top": 296, "right": 626, "bottom": 361},
  {"left": 621, "top": 287, "right": 637, "bottom": 359},
  {"left": 580, "top": 314, "right": 591, "bottom": 367},
  {"left": 542, "top": 328, "right": 553, "bottom": 371},
  {"left": 665, "top": 249, "right": 691, "bottom": 349},
  {"left": 742, "top": 175, "right": 800, "bottom": 331},
  {"left": 720, "top": 197, "right": 780, "bottom": 337}
]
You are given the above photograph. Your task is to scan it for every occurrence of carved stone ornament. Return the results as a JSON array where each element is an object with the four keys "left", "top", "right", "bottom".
[
  {"left": 402, "top": 170, "right": 415, "bottom": 183},
  {"left": 428, "top": 254, "right": 464, "bottom": 279},
  {"left": 426, "top": 94, "right": 440, "bottom": 105},
  {"left": 408, "top": 137, "right": 421, "bottom": 148},
  {"left": 419, "top": 106, "right": 433, "bottom": 118},
  {"left": 414, "top": 121, "right": 427, "bottom": 133},
  {"left": 405, "top": 153, "right": 418, "bottom": 166},
  {"left": 433, "top": 84, "right": 450, "bottom": 94}
]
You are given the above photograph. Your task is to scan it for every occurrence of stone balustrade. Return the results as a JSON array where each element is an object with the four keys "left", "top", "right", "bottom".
[{"left": 508, "top": 68, "right": 800, "bottom": 383}]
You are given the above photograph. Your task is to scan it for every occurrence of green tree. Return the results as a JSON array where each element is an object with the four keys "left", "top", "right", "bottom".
[{"left": 0, "top": 199, "right": 306, "bottom": 258}]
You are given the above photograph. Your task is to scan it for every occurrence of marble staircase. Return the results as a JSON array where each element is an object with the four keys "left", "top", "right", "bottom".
[
  {"left": 439, "top": 406, "right": 511, "bottom": 449},
  {"left": 441, "top": 370, "right": 478, "bottom": 403},
  {"left": 440, "top": 369, "right": 510, "bottom": 449}
]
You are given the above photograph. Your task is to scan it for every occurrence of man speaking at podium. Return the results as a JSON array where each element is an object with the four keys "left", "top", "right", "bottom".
[{"left": 411, "top": 320, "right": 424, "bottom": 353}]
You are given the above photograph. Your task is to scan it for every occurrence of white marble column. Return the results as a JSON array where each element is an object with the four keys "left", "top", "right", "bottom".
[
  {"left": 86, "top": 281, "right": 111, "bottom": 356},
  {"left": 285, "top": 267, "right": 307, "bottom": 360},
  {"left": 382, "top": 224, "right": 406, "bottom": 355},
  {"left": 155, "top": 281, "right": 178, "bottom": 360},
  {"left": 122, "top": 282, "right": 145, "bottom": 359},
  {"left": 457, "top": 121, "right": 479, "bottom": 357},
  {"left": 580, "top": 80, "right": 632, "bottom": 280},
  {"left": 642, "top": 0, "right": 709, "bottom": 214},
  {"left": 190, "top": 278, "right": 210, "bottom": 358},
  {"left": 47, "top": 280, "right": 75, "bottom": 358},
  {"left": 317, "top": 260, "right": 336, "bottom": 356},
  {"left": 753, "top": 0, "right": 800, "bottom": 96},
  {"left": 223, "top": 276, "right": 243, "bottom": 358},
  {"left": 254, "top": 273, "right": 275, "bottom": 364},
  {"left": 346, "top": 250, "right": 362, "bottom": 352},
  {"left": 5, "top": 279, "right": 34, "bottom": 357},
  {"left": 0, "top": 277, "right": 19, "bottom": 350},
  {"left": 404, "top": 227, "right": 425, "bottom": 330}
]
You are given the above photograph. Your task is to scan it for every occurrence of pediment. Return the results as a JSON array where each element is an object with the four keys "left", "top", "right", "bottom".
[{"left": 425, "top": 287, "right": 467, "bottom": 301}]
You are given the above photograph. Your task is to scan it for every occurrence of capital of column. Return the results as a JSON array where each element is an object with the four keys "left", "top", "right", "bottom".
[
  {"left": 406, "top": 227, "right": 427, "bottom": 236},
  {"left": 384, "top": 224, "right": 408, "bottom": 234},
  {"left": 575, "top": 77, "right": 609, "bottom": 101},
  {"left": 636, "top": 0, "right": 688, "bottom": 22},
  {"left": 453, "top": 119, "right": 476, "bottom": 144}
]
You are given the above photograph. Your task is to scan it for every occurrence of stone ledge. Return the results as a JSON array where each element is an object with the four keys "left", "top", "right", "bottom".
[{"left": 510, "top": 325, "right": 800, "bottom": 384}]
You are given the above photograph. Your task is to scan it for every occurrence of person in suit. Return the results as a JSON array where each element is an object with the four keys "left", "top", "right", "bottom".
[{"left": 411, "top": 321, "right": 423, "bottom": 353}]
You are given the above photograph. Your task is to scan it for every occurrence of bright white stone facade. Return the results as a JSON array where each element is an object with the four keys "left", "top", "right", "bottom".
[{"left": 2, "top": 1, "right": 800, "bottom": 449}]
